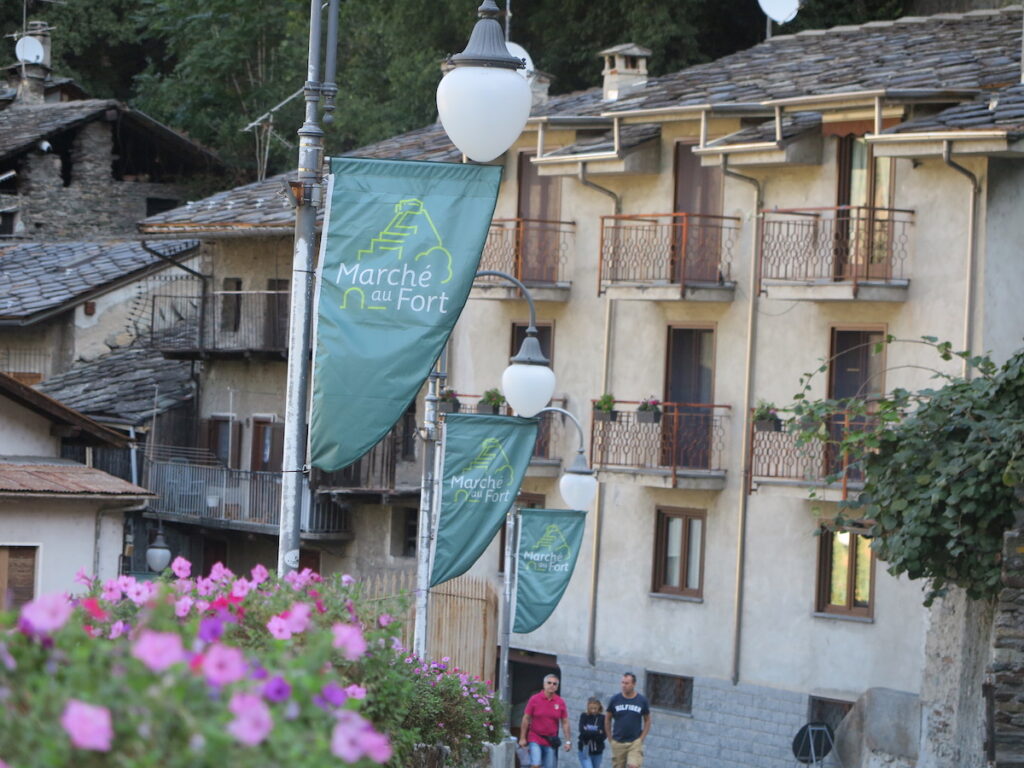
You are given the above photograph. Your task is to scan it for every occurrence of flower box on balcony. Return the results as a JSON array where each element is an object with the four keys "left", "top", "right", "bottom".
[
  {"left": 637, "top": 410, "right": 661, "bottom": 424},
  {"left": 594, "top": 409, "right": 617, "bottom": 422},
  {"left": 438, "top": 401, "right": 460, "bottom": 414},
  {"left": 476, "top": 403, "right": 501, "bottom": 415},
  {"left": 754, "top": 417, "right": 781, "bottom": 432}
]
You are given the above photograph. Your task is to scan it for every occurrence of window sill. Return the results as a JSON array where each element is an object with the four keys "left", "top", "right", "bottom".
[
  {"left": 649, "top": 592, "right": 703, "bottom": 604},
  {"left": 812, "top": 611, "right": 873, "bottom": 624}
]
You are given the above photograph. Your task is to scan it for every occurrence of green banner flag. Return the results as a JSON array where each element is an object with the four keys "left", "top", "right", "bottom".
[
  {"left": 310, "top": 158, "right": 502, "bottom": 471},
  {"left": 513, "top": 508, "right": 587, "bottom": 634},
  {"left": 430, "top": 413, "right": 538, "bottom": 587}
]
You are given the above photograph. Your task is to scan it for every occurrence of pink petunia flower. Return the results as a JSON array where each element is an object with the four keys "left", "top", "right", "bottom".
[
  {"left": 175, "top": 596, "right": 194, "bottom": 618},
  {"left": 226, "top": 692, "right": 273, "bottom": 746},
  {"left": 171, "top": 556, "right": 191, "bottom": 580},
  {"left": 60, "top": 700, "right": 113, "bottom": 751},
  {"left": 331, "top": 623, "right": 367, "bottom": 661},
  {"left": 20, "top": 593, "right": 72, "bottom": 635},
  {"left": 341, "top": 574, "right": 355, "bottom": 586},
  {"left": 378, "top": 613, "right": 393, "bottom": 628},
  {"left": 345, "top": 684, "right": 367, "bottom": 700},
  {"left": 208, "top": 562, "right": 234, "bottom": 582},
  {"left": 330, "top": 710, "right": 392, "bottom": 764},
  {"left": 195, "top": 577, "right": 216, "bottom": 597},
  {"left": 201, "top": 643, "right": 247, "bottom": 686},
  {"left": 73, "top": 568, "right": 93, "bottom": 589},
  {"left": 230, "top": 578, "right": 252, "bottom": 599},
  {"left": 109, "top": 620, "right": 129, "bottom": 639},
  {"left": 100, "top": 580, "right": 122, "bottom": 602},
  {"left": 125, "top": 581, "right": 151, "bottom": 606},
  {"left": 131, "top": 630, "right": 186, "bottom": 672},
  {"left": 266, "top": 616, "right": 291, "bottom": 640},
  {"left": 116, "top": 575, "right": 136, "bottom": 593},
  {"left": 283, "top": 603, "right": 312, "bottom": 635},
  {"left": 250, "top": 564, "right": 269, "bottom": 585}
]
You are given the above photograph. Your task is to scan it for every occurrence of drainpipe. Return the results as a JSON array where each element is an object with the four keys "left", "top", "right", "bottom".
[
  {"left": 129, "top": 426, "right": 139, "bottom": 486},
  {"left": 578, "top": 162, "right": 621, "bottom": 667},
  {"left": 722, "top": 157, "right": 763, "bottom": 685},
  {"left": 942, "top": 142, "right": 979, "bottom": 379}
]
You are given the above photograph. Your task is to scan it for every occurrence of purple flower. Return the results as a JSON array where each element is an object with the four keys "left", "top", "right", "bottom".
[
  {"left": 60, "top": 700, "right": 113, "bottom": 751},
  {"left": 263, "top": 675, "right": 292, "bottom": 703},
  {"left": 341, "top": 574, "right": 355, "bottom": 586},
  {"left": 314, "top": 682, "right": 349, "bottom": 710},
  {"left": 198, "top": 616, "right": 224, "bottom": 643},
  {"left": 108, "top": 620, "right": 129, "bottom": 639}
]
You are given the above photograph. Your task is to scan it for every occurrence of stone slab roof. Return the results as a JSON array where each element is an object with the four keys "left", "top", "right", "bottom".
[
  {"left": 542, "top": 123, "right": 661, "bottom": 158},
  {"left": 0, "top": 239, "right": 197, "bottom": 322},
  {"left": 0, "top": 459, "right": 152, "bottom": 497},
  {"left": 37, "top": 344, "right": 195, "bottom": 425},
  {"left": 886, "top": 83, "right": 1024, "bottom": 138},
  {"left": 703, "top": 111, "right": 823, "bottom": 149},
  {"left": 0, "top": 99, "right": 220, "bottom": 166},
  {"left": 604, "top": 6, "right": 1022, "bottom": 114}
]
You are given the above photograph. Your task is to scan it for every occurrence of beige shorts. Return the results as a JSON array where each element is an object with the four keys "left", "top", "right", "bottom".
[{"left": 610, "top": 738, "right": 644, "bottom": 768}]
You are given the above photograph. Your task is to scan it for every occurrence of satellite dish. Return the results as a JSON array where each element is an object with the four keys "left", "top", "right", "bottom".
[
  {"left": 759, "top": 0, "right": 800, "bottom": 24},
  {"left": 15, "top": 36, "right": 44, "bottom": 65},
  {"left": 505, "top": 41, "right": 534, "bottom": 79},
  {"left": 792, "top": 722, "right": 835, "bottom": 764}
]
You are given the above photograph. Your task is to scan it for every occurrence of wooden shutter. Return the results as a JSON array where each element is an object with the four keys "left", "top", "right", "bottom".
[{"left": 0, "top": 546, "right": 37, "bottom": 610}]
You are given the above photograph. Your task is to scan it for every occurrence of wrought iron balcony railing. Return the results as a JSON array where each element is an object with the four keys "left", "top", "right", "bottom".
[
  {"left": 475, "top": 218, "right": 574, "bottom": 286},
  {"left": 760, "top": 206, "right": 913, "bottom": 285},
  {"left": 749, "top": 411, "right": 877, "bottom": 489},
  {"left": 599, "top": 212, "right": 740, "bottom": 293},
  {"left": 309, "top": 415, "right": 416, "bottom": 493},
  {"left": 441, "top": 394, "right": 563, "bottom": 462},
  {"left": 148, "top": 290, "right": 290, "bottom": 357},
  {"left": 590, "top": 402, "right": 728, "bottom": 484},
  {"left": 144, "top": 459, "right": 351, "bottom": 535}
]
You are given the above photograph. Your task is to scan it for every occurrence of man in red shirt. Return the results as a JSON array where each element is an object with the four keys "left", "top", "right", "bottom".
[{"left": 518, "top": 674, "right": 572, "bottom": 768}]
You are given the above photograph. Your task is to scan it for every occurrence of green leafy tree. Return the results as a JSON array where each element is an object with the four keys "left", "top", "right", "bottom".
[{"left": 790, "top": 337, "right": 1024, "bottom": 605}]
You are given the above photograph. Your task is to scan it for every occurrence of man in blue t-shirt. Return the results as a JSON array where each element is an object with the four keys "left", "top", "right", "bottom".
[{"left": 604, "top": 672, "right": 651, "bottom": 768}]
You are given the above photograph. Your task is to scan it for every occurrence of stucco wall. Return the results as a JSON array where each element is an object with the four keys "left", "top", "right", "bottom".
[
  {"left": 0, "top": 498, "right": 124, "bottom": 594},
  {"left": 0, "top": 399, "right": 59, "bottom": 455}
]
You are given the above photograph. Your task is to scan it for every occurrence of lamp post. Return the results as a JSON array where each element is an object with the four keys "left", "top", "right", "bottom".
[
  {"left": 145, "top": 521, "right": 172, "bottom": 573},
  {"left": 277, "top": 0, "right": 532, "bottom": 575}
]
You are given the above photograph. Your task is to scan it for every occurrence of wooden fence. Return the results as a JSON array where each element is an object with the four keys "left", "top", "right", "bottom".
[{"left": 360, "top": 569, "right": 498, "bottom": 683}]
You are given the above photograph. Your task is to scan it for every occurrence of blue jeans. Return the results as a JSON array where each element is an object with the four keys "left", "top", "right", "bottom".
[
  {"left": 578, "top": 748, "right": 603, "bottom": 768},
  {"left": 528, "top": 741, "right": 558, "bottom": 768}
]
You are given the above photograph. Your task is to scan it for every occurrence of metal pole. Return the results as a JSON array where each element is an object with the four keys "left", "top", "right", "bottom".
[
  {"left": 499, "top": 507, "right": 517, "bottom": 727},
  {"left": 278, "top": 0, "right": 325, "bottom": 576},
  {"left": 413, "top": 366, "right": 443, "bottom": 658}
]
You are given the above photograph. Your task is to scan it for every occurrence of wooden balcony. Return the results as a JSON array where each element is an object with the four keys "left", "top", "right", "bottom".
[
  {"left": 760, "top": 206, "right": 913, "bottom": 301},
  {"left": 148, "top": 290, "right": 289, "bottom": 359},
  {"left": 590, "top": 402, "right": 729, "bottom": 490},
  {"left": 749, "top": 411, "right": 875, "bottom": 498},
  {"left": 599, "top": 212, "right": 740, "bottom": 301},
  {"left": 144, "top": 458, "right": 351, "bottom": 538},
  {"left": 309, "top": 414, "right": 418, "bottom": 498},
  {"left": 471, "top": 218, "right": 574, "bottom": 302}
]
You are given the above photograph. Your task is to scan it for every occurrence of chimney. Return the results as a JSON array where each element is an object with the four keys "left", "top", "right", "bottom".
[
  {"left": 16, "top": 21, "right": 52, "bottom": 105},
  {"left": 598, "top": 43, "right": 651, "bottom": 101}
]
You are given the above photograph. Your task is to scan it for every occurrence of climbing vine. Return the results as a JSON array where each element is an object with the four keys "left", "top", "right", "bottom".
[{"left": 789, "top": 337, "right": 1024, "bottom": 605}]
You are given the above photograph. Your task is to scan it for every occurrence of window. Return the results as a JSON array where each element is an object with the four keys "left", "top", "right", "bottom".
[
  {"left": 808, "top": 696, "right": 853, "bottom": 732},
  {"left": 827, "top": 328, "right": 884, "bottom": 479},
  {"left": 816, "top": 527, "right": 873, "bottom": 617},
  {"left": 391, "top": 508, "right": 418, "bottom": 558},
  {"left": 1, "top": 546, "right": 37, "bottom": 610},
  {"left": 652, "top": 507, "right": 704, "bottom": 597},
  {"left": 204, "top": 417, "right": 241, "bottom": 469},
  {"left": 511, "top": 322, "right": 553, "bottom": 365},
  {"left": 250, "top": 419, "right": 283, "bottom": 472},
  {"left": 220, "top": 277, "right": 242, "bottom": 333},
  {"left": 517, "top": 152, "right": 562, "bottom": 283},
  {"left": 646, "top": 671, "right": 693, "bottom": 714}
]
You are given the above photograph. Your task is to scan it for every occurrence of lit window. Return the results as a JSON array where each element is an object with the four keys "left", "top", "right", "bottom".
[
  {"left": 817, "top": 527, "right": 873, "bottom": 617},
  {"left": 652, "top": 508, "right": 704, "bottom": 597}
]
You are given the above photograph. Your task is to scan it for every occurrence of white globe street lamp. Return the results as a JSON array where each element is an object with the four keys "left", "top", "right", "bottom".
[
  {"left": 146, "top": 526, "right": 172, "bottom": 573},
  {"left": 560, "top": 450, "right": 598, "bottom": 511},
  {"left": 437, "top": 1, "right": 532, "bottom": 162}
]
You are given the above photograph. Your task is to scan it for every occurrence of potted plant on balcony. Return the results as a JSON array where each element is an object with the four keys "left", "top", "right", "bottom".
[
  {"left": 593, "top": 393, "right": 617, "bottom": 422},
  {"left": 477, "top": 388, "right": 506, "bottom": 414},
  {"left": 637, "top": 395, "right": 662, "bottom": 424},
  {"left": 753, "top": 399, "right": 782, "bottom": 432},
  {"left": 437, "top": 387, "right": 461, "bottom": 414}
]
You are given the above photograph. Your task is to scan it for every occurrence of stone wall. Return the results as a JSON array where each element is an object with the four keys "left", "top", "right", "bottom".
[
  {"left": 19, "top": 120, "right": 187, "bottom": 239},
  {"left": 988, "top": 527, "right": 1024, "bottom": 766},
  {"left": 557, "top": 654, "right": 808, "bottom": 768}
]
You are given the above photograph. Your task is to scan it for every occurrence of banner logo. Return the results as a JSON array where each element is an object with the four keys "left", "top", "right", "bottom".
[
  {"left": 334, "top": 198, "right": 453, "bottom": 314},
  {"left": 451, "top": 437, "right": 516, "bottom": 505},
  {"left": 522, "top": 524, "right": 572, "bottom": 572}
]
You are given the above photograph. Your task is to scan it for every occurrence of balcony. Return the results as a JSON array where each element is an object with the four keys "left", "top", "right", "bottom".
[
  {"left": 148, "top": 290, "right": 289, "bottom": 359},
  {"left": 760, "top": 206, "right": 913, "bottom": 301},
  {"left": 144, "top": 458, "right": 351, "bottom": 538},
  {"left": 590, "top": 402, "right": 729, "bottom": 490},
  {"left": 599, "top": 212, "right": 740, "bottom": 301},
  {"left": 309, "top": 413, "right": 419, "bottom": 498},
  {"left": 749, "top": 411, "right": 875, "bottom": 498},
  {"left": 471, "top": 218, "right": 574, "bottom": 302}
]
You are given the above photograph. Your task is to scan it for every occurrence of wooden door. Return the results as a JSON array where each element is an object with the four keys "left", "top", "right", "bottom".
[{"left": 516, "top": 152, "right": 561, "bottom": 283}]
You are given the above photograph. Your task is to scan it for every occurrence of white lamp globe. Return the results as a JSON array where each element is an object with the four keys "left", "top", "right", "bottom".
[
  {"left": 146, "top": 531, "right": 172, "bottom": 573},
  {"left": 437, "top": 66, "right": 531, "bottom": 163},
  {"left": 560, "top": 465, "right": 598, "bottom": 511},
  {"left": 502, "top": 362, "right": 556, "bottom": 418}
]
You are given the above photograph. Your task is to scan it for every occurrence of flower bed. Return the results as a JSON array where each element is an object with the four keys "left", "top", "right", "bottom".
[{"left": 0, "top": 560, "right": 502, "bottom": 767}]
